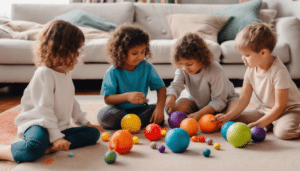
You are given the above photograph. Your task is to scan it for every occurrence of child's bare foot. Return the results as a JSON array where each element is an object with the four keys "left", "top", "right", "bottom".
[{"left": 45, "top": 145, "right": 56, "bottom": 154}]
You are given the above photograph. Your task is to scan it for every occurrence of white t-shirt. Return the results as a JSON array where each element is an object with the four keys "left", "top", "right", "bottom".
[
  {"left": 14, "top": 66, "right": 89, "bottom": 143},
  {"left": 244, "top": 56, "right": 300, "bottom": 113}
]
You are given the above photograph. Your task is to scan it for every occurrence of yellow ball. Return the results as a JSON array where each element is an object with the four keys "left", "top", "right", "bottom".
[
  {"left": 213, "top": 143, "right": 221, "bottom": 150},
  {"left": 121, "top": 114, "right": 141, "bottom": 133},
  {"left": 133, "top": 136, "right": 139, "bottom": 144},
  {"left": 101, "top": 132, "right": 110, "bottom": 141},
  {"left": 161, "top": 130, "right": 167, "bottom": 137}
]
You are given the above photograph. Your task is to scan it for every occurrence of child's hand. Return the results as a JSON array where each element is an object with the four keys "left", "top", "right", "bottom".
[
  {"left": 127, "top": 92, "right": 148, "bottom": 104},
  {"left": 85, "top": 122, "right": 105, "bottom": 133},
  {"left": 213, "top": 113, "right": 229, "bottom": 124},
  {"left": 165, "top": 100, "right": 175, "bottom": 114},
  {"left": 52, "top": 138, "right": 71, "bottom": 151},
  {"left": 150, "top": 107, "right": 164, "bottom": 124},
  {"left": 248, "top": 122, "right": 259, "bottom": 128},
  {"left": 188, "top": 112, "right": 202, "bottom": 121}
]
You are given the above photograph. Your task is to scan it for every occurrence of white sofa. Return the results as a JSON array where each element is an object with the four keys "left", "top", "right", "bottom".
[{"left": 1, "top": 2, "right": 300, "bottom": 83}]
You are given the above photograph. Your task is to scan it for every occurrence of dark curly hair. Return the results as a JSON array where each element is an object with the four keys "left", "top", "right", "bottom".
[
  {"left": 105, "top": 23, "right": 152, "bottom": 68},
  {"left": 33, "top": 20, "right": 85, "bottom": 73},
  {"left": 171, "top": 33, "right": 214, "bottom": 69}
]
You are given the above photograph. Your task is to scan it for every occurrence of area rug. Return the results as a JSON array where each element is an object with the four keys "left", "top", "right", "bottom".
[{"left": 1, "top": 91, "right": 300, "bottom": 171}]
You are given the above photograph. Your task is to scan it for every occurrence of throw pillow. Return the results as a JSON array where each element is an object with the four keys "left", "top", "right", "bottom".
[
  {"left": 166, "top": 14, "right": 231, "bottom": 43},
  {"left": 53, "top": 9, "right": 117, "bottom": 32},
  {"left": 213, "top": 0, "right": 262, "bottom": 44}
]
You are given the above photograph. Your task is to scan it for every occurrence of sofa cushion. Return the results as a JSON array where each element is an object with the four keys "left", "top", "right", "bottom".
[
  {"left": 149, "top": 39, "right": 222, "bottom": 63},
  {"left": 53, "top": 9, "right": 117, "bottom": 32},
  {"left": 81, "top": 38, "right": 109, "bottom": 63},
  {"left": 221, "top": 40, "right": 290, "bottom": 64},
  {"left": 213, "top": 0, "right": 262, "bottom": 44},
  {"left": 165, "top": 14, "right": 231, "bottom": 43}
]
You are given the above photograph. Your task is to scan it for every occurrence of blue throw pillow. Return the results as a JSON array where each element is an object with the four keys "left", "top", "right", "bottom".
[
  {"left": 213, "top": 0, "right": 262, "bottom": 44},
  {"left": 53, "top": 9, "right": 117, "bottom": 32}
]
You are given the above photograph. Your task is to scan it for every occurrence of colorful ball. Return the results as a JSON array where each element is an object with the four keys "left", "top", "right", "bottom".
[
  {"left": 198, "top": 114, "right": 217, "bottom": 133},
  {"left": 203, "top": 148, "right": 211, "bottom": 157},
  {"left": 104, "top": 150, "right": 117, "bottom": 164},
  {"left": 227, "top": 122, "right": 251, "bottom": 148},
  {"left": 158, "top": 145, "right": 165, "bottom": 153},
  {"left": 144, "top": 123, "right": 162, "bottom": 141},
  {"left": 180, "top": 118, "right": 199, "bottom": 136},
  {"left": 206, "top": 138, "right": 213, "bottom": 145},
  {"left": 161, "top": 130, "right": 167, "bottom": 137},
  {"left": 213, "top": 143, "right": 221, "bottom": 150},
  {"left": 150, "top": 142, "right": 157, "bottom": 149},
  {"left": 165, "top": 128, "right": 190, "bottom": 153},
  {"left": 168, "top": 111, "right": 187, "bottom": 129},
  {"left": 199, "top": 136, "right": 206, "bottom": 143},
  {"left": 101, "top": 132, "right": 110, "bottom": 141},
  {"left": 251, "top": 126, "right": 266, "bottom": 142},
  {"left": 109, "top": 130, "right": 133, "bottom": 155},
  {"left": 221, "top": 121, "right": 235, "bottom": 140},
  {"left": 133, "top": 136, "right": 139, "bottom": 144},
  {"left": 121, "top": 114, "right": 141, "bottom": 133},
  {"left": 191, "top": 136, "right": 198, "bottom": 142},
  {"left": 69, "top": 152, "right": 73, "bottom": 157}
]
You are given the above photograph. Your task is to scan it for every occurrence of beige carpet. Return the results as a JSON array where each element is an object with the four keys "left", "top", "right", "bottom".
[{"left": 1, "top": 90, "right": 300, "bottom": 171}]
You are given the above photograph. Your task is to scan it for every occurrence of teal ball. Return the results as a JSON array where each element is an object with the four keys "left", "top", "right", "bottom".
[
  {"left": 165, "top": 128, "right": 190, "bottom": 153},
  {"left": 104, "top": 150, "right": 117, "bottom": 164},
  {"left": 203, "top": 148, "right": 211, "bottom": 157},
  {"left": 221, "top": 121, "right": 235, "bottom": 140}
]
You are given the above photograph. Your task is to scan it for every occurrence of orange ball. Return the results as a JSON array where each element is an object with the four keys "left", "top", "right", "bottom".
[
  {"left": 109, "top": 130, "right": 133, "bottom": 155},
  {"left": 198, "top": 114, "right": 217, "bottom": 133},
  {"left": 180, "top": 118, "right": 199, "bottom": 136},
  {"left": 191, "top": 136, "right": 198, "bottom": 142}
]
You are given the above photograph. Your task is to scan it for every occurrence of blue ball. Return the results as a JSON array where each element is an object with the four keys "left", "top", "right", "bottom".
[
  {"left": 104, "top": 150, "right": 117, "bottom": 164},
  {"left": 221, "top": 121, "right": 235, "bottom": 140},
  {"left": 165, "top": 128, "right": 190, "bottom": 153},
  {"left": 203, "top": 148, "right": 211, "bottom": 157},
  {"left": 69, "top": 152, "right": 73, "bottom": 157}
]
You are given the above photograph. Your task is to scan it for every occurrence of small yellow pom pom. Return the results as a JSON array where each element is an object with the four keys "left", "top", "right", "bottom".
[
  {"left": 161, "top": 130, "right": 167, "bottom": 137},
  {"left": 133, "top": 136, "right": 139, "bottom": 144},
  {"left": 101, "top": 132, "right": 110, "bottom": 141},
  {"left": 213, "top": 143, "right": 221, "bottom": 150}
]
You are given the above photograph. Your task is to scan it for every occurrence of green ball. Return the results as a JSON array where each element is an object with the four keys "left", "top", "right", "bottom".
[
  {"left": 104, "top": 150, "right": 117, "bottom": 164},
  {"left": 227, "top": 122, "right": 251, "bottom": 148}
]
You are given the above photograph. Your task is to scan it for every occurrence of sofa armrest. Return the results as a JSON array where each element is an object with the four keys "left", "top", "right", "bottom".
[{"left": 275, "top": 17, "right": 300, "bottom": 79}]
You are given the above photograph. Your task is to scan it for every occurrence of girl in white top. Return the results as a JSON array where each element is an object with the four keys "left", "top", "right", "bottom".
[{"left": 0, "top": 20, "right": 104, "bottom": 163}]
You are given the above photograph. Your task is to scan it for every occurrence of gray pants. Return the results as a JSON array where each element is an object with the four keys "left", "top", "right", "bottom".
[
  {"left": 233, "top": 106, "right": 300, "bottom": 140},
  {"left": 97, "top": 104, "right": 164, "bottom": 129}
]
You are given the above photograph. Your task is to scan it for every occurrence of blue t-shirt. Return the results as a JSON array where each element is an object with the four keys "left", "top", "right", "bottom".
[{"left": 101, "top": 61, "right": 165, "bottom": 110}]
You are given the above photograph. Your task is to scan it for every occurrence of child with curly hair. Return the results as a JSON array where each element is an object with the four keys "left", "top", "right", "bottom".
[
  {"left": 215, "top": 23, "right": 300, "bottom": 140},
  {"left": 0, "top": 20, "right": 104, "bottom": 163},
  {"left": 98, "top": 23, "right": 166, "bottom": 129},
  {"left": 166, "top": 33, "right": 238, "bottom": 121}
]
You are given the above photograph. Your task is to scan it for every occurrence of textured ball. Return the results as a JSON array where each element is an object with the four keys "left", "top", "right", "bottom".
[
  {"left": 206, "top": 138, "right": 213, "bottom": 145},
  {"left": 104, "top": 150, "right": 117, "bottom": 164},
  {"left": 133, "top": 136, "right": 139, "bottom": 144},
  {"left": 251, "top": 126, "right": 266, "bottom": 142},
  {"left": 158, "top": 145, "right": 165, "bottom": 153},
  {"left": 69, "top": 153, "right": 73, "bottom": 157},
  {"left": 121, "top": 114, "right": 141, "bottom": 133},
  {"left": 144, "top": 123, "right": 162, "bottom": 141},
  {"left": 161, "top": 130, "right": 167, "bottom": 137},
  {"left": 165, "top": 128, "right": 190, "bottom": 153},
  {"left": 227, "top": 122, "right": 251, "bottom": 148},
  {"left": 198, "top": 114, "right": 217, "bottom": 133},
  {"left": 101, "top": 132, "right": 110, "bottom": 141},
  {"left": 109, "top": 130, "right": 133, "bottom": 155},
  {"left": 199, "top": 136, "right": 205, "bottom": 143},
  {"left": 191, "top": 136, "right": 198, "bottom": 142},
  {"left": 180, "top": 118, "right": 199, "bottom": 136},
  {"left": 168, "top": 111, "right": 187, "bottom": 129},
  {"left": 150, "top": 142, "right": 157, "bottom": 149},
  {"left": 213, "top": 143, "right": 221, "bottom": 150},
  {"left": 221, "top": 121, "right": 235, "bottom": 140},
  {"left": 203, "top": 149, "right": 211, "bottom": 157}
]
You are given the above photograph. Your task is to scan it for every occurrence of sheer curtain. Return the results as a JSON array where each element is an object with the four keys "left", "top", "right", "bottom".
[{"left": 0, "top": 0, "right": 71, "bottom": 18}]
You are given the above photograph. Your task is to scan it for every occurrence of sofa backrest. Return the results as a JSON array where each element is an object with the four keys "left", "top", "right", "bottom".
[
  {"left": 11, "top": 2, "right": 134, "bottom": 25},
  {"left": 134, "top": 2, "right": 268, "bottom": 40}
]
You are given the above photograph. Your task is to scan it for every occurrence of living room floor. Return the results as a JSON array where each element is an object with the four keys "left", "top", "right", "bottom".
[{"left": 1, "top": 79, "right": 300, "bottom": 114}]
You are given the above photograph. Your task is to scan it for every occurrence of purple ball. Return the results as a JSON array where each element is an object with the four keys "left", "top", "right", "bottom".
[
  {"left": 251, "top": 126, "right": 266, "bottom": 142},
  {"left": 158, "top": 145, "right": 165, "bottom": 153},
  {"left": 168, "top": 111, "right": 187, "bottom": 129}
]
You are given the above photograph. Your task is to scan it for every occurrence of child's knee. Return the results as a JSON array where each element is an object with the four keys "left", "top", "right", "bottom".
[
  {"left": 13, "top": 140, "right": 48, "bottom": 162},
  {"left": 273, "top": 122, "right": 299, "bottom": 140}
]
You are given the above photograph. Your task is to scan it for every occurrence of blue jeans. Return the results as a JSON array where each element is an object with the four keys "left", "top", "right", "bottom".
[{"left": 11, "top": 125, "right": 100, "bottom": 163}]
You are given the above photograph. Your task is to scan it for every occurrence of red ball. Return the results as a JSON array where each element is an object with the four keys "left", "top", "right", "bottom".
[
  {"left": 199, "top": 135, "right": 206, "bottom": 143},
  {"left": 144, "top": 123, "right": 162, "bottom": 141}
]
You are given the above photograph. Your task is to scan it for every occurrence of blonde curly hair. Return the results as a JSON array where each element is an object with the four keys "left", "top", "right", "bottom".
[
  {"left": 105, "top": 23, "right": 152, "bottom": 68},
  {"left": 32, "top": 20, "right": 85, "bottom": 73}
]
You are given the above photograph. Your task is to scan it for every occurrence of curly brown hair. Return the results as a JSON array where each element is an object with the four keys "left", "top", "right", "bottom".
[
  {"left": 235, "top": 22, "right": 277, "bottom": 53},
  {"left": 105, "top": 23, "right": 152, "bottom": 68},
  {"left": 32, "top": 20, "right": 85, "bottom": 73},
  {"left": 171, "top": 33, "right": 214, "bottom": 69}
]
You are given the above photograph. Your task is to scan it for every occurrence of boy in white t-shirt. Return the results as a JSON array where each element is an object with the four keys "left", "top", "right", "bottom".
[{"left": 214, "top": 22, "right": 300, "bottom": 140}]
